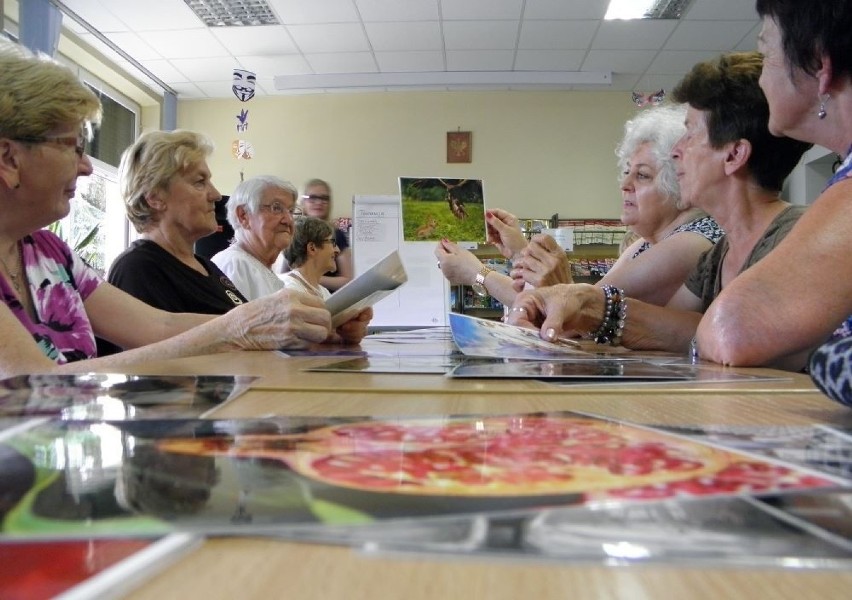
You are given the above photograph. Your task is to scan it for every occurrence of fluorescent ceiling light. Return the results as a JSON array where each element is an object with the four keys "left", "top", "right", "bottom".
[
  {"left": 184, "top": 0, "right": 279, "bottom": 27},
  {"left": 274, "top": 71, "right": 612, "bottom": 93},
  {"left": 605, "top": 0, "right": 695, "bottom": 20}
]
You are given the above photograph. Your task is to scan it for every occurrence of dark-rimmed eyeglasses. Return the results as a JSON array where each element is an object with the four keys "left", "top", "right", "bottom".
[
  {"left": 13, "top": 133, "right": 87, "bottom": 157},
  {"left": 259, "top": 202, "right": 302, "bottom": 217},
  {"left": 319, "top": 238, "right": 338, "bottom": 248},
  {"left": 302, "top": 194, "right": 330, "bottom": 202}
]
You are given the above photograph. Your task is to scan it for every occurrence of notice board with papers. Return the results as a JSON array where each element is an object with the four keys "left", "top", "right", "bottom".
[{"left": 351, "top": 195, "right": 449, "bottom": 328}]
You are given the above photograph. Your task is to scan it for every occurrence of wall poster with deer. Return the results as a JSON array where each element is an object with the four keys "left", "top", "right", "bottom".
[{"left": 398, "top": 177, "right": 487, "bottom": 243}]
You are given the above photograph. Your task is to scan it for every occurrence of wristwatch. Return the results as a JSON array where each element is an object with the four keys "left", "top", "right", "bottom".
[{"left": 471, "top": 265, "right": 493, "bottom": 297}]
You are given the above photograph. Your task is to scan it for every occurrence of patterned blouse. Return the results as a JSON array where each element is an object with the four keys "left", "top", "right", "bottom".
[
  {"left": 2, "top": 230, "right": 104, "bottom": 363},
  {"left": 630, "top": 215, "right": 724, "bottom": 259},
  {"left": 809, "top": 145, "right": 852, "bottom": 406}
]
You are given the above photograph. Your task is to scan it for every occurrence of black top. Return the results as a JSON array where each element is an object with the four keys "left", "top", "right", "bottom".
[
  {"left": 98, "top": 239, "right": 248, "bottom": 356},
  {"left": 108, "top": 239, "right": 247, "bottom": 314}
]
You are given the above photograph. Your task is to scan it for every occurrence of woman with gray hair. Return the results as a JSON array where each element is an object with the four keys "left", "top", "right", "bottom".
[
  {"left": 211, "top": 176, "right": 302, "bottom": 300},
  {"left": 436, "top": 104, "right": 723, "bottom": 307},
  {"left": 571, "top": 103, "right": 723, "bottom": 304},
  {"left": 281, "top": 217, "right": 339, "bottom": 301}
]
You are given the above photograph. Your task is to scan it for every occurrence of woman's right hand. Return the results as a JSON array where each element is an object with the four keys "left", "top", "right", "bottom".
[
  {"left": 510, "top": 233, "right": 573, "bottom": 292},
  {"left": 507, "top": 283, "right": 603, "bottom": 342},
  {"left": 435, "top": 238, "right": 484, "bottom": 286},
  {"left": 225, "top": 289, "right": 332, "bottom": 350}
]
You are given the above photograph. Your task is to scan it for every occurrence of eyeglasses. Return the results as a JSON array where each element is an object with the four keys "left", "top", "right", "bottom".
[
  {"left": 302, "top": 194, "right": 330, "bottom": 202},
  {"left": 319, "top": 238, "right": 338, "bottom": 248},
  {"left": 259, "top": 202, "right": 303, "bottom": 217},
  {"left": 13, "top": 132, "right": 87, "bottom": 157}
]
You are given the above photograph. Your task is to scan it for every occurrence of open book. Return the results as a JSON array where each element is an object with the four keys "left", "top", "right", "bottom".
[{"left": 326, "top": 250, "right": 408, "bottom": 328}]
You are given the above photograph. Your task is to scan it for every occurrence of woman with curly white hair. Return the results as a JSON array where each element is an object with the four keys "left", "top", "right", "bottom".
[{"left": 436, "top": 103, "right": 723, "bottom": 307}]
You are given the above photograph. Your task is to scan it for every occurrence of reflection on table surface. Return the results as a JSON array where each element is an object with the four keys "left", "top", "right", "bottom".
[{"left": 10, "top": 328, "right": 846, "bottom": 600}]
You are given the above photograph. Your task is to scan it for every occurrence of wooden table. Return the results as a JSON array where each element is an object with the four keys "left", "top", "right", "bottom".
[{"left": 108, "top": 342, "right": 851, "bottom": 600}]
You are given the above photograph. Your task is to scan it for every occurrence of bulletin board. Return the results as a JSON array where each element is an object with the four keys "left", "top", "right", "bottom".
[{"left": 351, "top": 195, "right": 450, "bottom": 329}]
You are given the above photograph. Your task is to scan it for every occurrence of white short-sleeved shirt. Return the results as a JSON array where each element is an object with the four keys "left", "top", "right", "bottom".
[
  {"left": 281, "top": 271, "right": 332, "bottom": 302},
  {"left": 211, "top": 245, "right": 284, "bottom": 301}
]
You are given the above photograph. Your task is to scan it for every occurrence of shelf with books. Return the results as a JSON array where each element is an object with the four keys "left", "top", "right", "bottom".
[{"left": 557, "top": 218, "right": 627, "bottom": 283}]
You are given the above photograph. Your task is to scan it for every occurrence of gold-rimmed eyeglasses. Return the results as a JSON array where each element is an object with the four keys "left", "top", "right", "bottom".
[
  {"left": 259, "top": 202, "right": 303, "bottom": 217},
  {"left": 13, "top": 132, "right": 87, "bottom": 157}
]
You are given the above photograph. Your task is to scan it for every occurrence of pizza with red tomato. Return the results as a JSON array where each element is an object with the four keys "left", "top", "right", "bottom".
[{"left": 157, "top": 415, "right": 739, "bottom": 497}]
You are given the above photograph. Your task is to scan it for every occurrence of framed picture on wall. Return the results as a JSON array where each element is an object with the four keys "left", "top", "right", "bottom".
[{"left": 447, "top": 131, "right": 472, "bottom": 163}]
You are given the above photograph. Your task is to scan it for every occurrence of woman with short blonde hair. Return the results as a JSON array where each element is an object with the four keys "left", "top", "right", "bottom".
[{"left": 120, "top": 130, "right": 214, "bottom": 233}]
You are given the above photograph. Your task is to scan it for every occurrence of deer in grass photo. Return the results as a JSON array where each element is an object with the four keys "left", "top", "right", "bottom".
[{"left": 437, "top": 178, "right": 468, "bottom": 220}]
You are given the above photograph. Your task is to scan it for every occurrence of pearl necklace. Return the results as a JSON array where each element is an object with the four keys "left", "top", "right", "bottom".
[{"left": 0, "top": 242, "right": 22, "bottom": 293}]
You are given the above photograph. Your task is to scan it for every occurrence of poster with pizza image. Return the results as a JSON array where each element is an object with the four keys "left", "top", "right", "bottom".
[
  {"left": 0, "top": 413, "right": 844, "bottom": 540},
  {"left": 156, "top": 414, "right": 841, "bottom": 512}
]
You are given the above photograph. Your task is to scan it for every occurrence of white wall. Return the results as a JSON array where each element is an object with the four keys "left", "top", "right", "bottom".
[
  {"left": 176, "top": 91, "right": 637, "bottom": 221},
  {"left": 785, "top": 145, "right": 836, "bottom": 206}
]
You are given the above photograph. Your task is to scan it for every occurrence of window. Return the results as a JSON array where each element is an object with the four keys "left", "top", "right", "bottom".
[
  {"left": 3, "top": 22, "right": 141, "bottom": 274},
  {"left": 51, "top": 159, "right": 126, "bottom": 277},
  {"left": 87, "top": 85, "right": 137, "bottom": 168},
  {"left": 56, "top": 70, "right": 139, "bottom": 275}
]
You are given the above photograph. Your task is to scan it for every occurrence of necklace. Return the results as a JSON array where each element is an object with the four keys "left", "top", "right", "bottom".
[
  {"left": 0, "top": 242, "right": 22, "bottom": 293},
  {"left": 289, "top": 270, "right": 324, "bottom": 299}
]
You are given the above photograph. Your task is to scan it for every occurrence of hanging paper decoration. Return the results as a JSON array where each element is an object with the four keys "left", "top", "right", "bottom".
[
  {"left": 232, "top": 140, "right": 254, "bottom": 160},
  {"left": 232, "top": 68, "right": 257, "bottom": 102},
  {"left": 631, "top": 89, "right": 665, "bottom": 107},
  {"left": 236, "top": 109, "right": 249, "bottom": 132}
]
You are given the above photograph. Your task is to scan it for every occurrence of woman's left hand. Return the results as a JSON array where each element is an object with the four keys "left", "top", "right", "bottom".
[{"left": 328, "top": 307, "right": 373, "bottom": 345}]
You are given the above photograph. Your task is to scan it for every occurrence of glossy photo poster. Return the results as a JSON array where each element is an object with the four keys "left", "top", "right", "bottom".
[
  {"left": 398, "top": 177, "right": 487, "bottom": 244},
  {"left": 446, "top": 314, "right": 785, "bottom": 384},
  {"left": 0, "top": 373, "right": 253, "bottom": 421},
  {"left": 448, "top": 313, "right": 596, "bottom": 360},
  {"left": 0, "top": 412, "right": 845, "bottom": 543},
  {"left": 357, "top": 490, "right": 852, "bottom": 569},
  {"left": 633, "top": 422, "right": 852, "bottom": 484}
]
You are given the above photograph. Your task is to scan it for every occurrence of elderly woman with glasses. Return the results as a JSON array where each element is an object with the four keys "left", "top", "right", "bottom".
[
  {"left": 281, "top": 217, "right": 340, "bottom": 302},
  {"left": 211, "top": 176, "right": 303, "bottom": 301},
  {"left": 0, "top": 39, "right": 367, "bottom": 377}
]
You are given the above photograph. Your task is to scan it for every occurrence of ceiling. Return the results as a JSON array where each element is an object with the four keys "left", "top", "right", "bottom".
[{"left": 54, "top": 0, "right": 762, "bottom": 100}]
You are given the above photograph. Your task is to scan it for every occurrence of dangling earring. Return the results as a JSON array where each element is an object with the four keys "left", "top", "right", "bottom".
[{"left": 818, "top": 94, "right": 829, "bottom": 120}]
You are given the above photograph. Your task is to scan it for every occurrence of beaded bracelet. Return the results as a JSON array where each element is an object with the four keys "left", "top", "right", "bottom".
[{"left": 591, "top": 285, "right": 627, "bottom": 345}]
